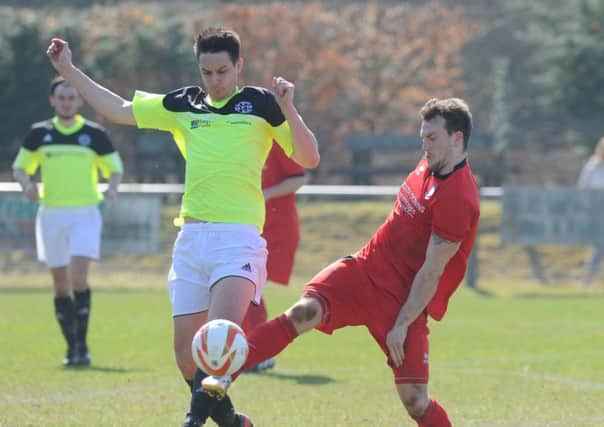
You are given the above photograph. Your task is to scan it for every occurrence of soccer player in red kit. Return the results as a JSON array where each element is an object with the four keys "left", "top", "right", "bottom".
[
  {"left": 242, "top": 143, "right": 306, "bottom": 371},
  {"left": 204, "top": 97, "right": 479, "bottom": 426}
]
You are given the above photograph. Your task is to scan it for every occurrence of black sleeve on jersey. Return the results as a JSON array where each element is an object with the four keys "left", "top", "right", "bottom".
[
  {"left": 85, "top": 124, "right": 116, "bottom": 155},
  {"left": 162, "top": 86, "right": 208, "bottom": 113},
  {"left": 22, "top": 121, "right": 52, "bottom": 151},
  {"left": 259, "top": 87, "right": 287, "bottom": 127},
  {"left": 22, "top": 129, "right": 43, "bottom": 151}
]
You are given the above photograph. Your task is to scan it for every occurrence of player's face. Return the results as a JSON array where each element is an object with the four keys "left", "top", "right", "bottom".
[
  {"left": 198, "top": 51, "right": 243, "bottom": 102},
  {"left": 420, "top": 116, "right": 461, "bottom": 174},
  {"left": 49, "top": 83, "right": 83, "bottom": 120}
]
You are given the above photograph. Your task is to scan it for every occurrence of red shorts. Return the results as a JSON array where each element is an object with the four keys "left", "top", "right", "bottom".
[{"left": 303, "top": 257, "right": 430, "bottom": 384}]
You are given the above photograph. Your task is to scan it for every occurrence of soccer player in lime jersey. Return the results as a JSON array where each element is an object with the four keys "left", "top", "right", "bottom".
[
  {"left": 12, "top": 76, "right": 123, "bottom": 367},
  {"left": 47, "top": 27, "right": 319, "bottom": 427}
]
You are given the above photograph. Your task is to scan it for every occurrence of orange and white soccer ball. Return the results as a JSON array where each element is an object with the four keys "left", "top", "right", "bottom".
[{"left": 192, "top": 319, "right": 249, "bottom": 376}]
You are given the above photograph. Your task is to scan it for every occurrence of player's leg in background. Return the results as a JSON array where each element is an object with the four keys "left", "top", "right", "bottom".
[
  {"left": 67, "top": 206, "right": 101, "bottom": 364},
  {"left": 242, "top": 297, "right": 268, "bottom": 333},
  {"left": 241, "top": 297, "right": 273, "bottom": 372},
  {"left": 71, "top": 256, "right": 92, "bottom": 364},
  {"left": 582, "top": 243, "right": 604, "bottom": 288},
  {"left": 51, "top": 266, "right": 77, "bottom": 365},
  {"left": 38, "top": 206, "right": 77, "bottom": 365},
  {"left": 397, "top": 383, "right": 452, "bottom": 427}
]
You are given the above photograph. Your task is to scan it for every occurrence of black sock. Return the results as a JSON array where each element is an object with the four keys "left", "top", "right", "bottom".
[
  {"left": 211, "top": 394, "right": 237, "bottom": 427},
  {"left": 54, "top": 296, "right": 76, "bottom": 350},
  {"left": 189, "top": 368, "right": 220, "bottom": 422},
  {"left": 73, "top": 288, "right": 91, "bottom": 351}
]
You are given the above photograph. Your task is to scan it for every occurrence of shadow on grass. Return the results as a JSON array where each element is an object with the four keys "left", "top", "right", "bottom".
[
  {"left": 244, "top": 370, "right": 335, "bottom": 386},
  {"left": 513, "top": 292, "right": 604, "bottom": 299},
  {"left": 467, "top": 286, "right": 495, "bottom": 297},
  {"left": 61, "top": 365, "right": 149, "bottom": 374}
]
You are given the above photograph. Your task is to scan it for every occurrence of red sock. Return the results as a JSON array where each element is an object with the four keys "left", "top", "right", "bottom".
[
  {"left": 414, "top": 399, "right": 451, "bottom": 427},
  {"left": 233, "top": 314, "right": 298, "bottom": 380},
  {"left": 242, "top": 297, "right": 268, "bottom": 334}
]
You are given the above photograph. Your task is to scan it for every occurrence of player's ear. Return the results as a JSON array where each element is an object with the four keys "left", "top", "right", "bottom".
[
  {"left": 235, "top": 57, "right": 244, "bottom": 73},
  {"left": 453, "top": 130, "right": 464, "bottom": 148}
]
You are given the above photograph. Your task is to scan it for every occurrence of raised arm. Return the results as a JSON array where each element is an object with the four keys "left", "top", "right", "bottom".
[
  {"left": 47, "top": 38, "right": 135, "bottom": 126},
  {"left": 386, "top": 233, "right": 461, "bottom": 367},
  {"left": 272, "top": 77, "right": 320, "bottom": 169}
]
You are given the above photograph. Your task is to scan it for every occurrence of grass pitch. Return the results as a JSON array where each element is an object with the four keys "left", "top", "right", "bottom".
[
  {"left": 1, "top": 199, "right": 604, "bottom": 426},
  {"left": 1, "top": 281, "right": 604, "bottom": 426}
]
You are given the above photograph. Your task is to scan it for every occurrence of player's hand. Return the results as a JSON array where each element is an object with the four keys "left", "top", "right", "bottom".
[
  {"left": 104, "top": 187, "right": 118, "bottom": 207},
  {"left": 386, "top": 324, "right": 408, "bottom": 368},
  {"left": 23, "top": 182, "right": 39, "bottom": 202},
  {"left": 272, "top": 76, "right": 295, "bottom": 111},
  {"left": 46, "top": 38, "right": 73, "bottom": 72}
]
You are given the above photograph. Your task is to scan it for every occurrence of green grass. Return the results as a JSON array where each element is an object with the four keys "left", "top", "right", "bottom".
[
  {"left": 2, "top": 199, "right": 604, "bottom": 425},
  {"left": 1, "top": 281, "right": 604, "bottom": 426}
]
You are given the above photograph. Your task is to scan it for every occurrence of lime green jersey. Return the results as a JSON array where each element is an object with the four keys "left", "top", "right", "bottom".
[
  {"left": 132, "top": 86, "right": 294, "bottom": 231},
  {"left": 12, "top": 115, "right": 123, "bottom": 207}
]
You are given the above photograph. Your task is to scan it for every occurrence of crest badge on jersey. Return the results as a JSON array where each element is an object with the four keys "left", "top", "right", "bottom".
[
  {"left": 234, "top": 101, "right": 253, "bottom": 114},
  {"left": 42, "top": 133, "right": 53, "bottom": 143},
  {"left": 78, "top": 134, "right": 91, "bottom": 146},
  {"left": 424, "top": 184, "right": 438, "bottom": 200}
]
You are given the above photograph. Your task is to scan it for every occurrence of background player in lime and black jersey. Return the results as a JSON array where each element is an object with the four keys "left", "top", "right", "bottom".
[{"left": 12, "top": 76, "right": 123, "bottom": 367}]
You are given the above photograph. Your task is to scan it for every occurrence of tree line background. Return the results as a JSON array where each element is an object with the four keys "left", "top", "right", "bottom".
[{"left": 1, "top": 0, "right": 603, "bottom": 185}]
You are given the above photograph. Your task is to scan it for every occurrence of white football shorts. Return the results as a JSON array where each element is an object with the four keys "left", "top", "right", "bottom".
[
  {"left": 168, "top": 222, "right": 268, "bottom": 317},
  {"left": 36, "top": 205, "right": 102, "bottom": 268}
]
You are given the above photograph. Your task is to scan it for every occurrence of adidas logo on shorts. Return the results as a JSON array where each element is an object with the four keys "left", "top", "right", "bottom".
[{"left": 241, "top": 263, "right": 252, "bottom": 272}]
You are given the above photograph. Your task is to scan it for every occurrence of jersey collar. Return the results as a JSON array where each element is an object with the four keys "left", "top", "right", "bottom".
[
  {"left": 53, "top": 115, "right": 85, "bottom": 135},
  {"left": 205, "top": 87, "right": 241, "bottom": 109},
  {"left": 431, "top": 158, "right": 467, "bottom": 180}
]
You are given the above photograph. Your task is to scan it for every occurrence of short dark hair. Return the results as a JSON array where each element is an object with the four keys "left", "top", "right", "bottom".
[
  {"left": 420, "top": 98, "right": 472, "bottom": 150},
  {"left": 49, "top": 76, "right": 68, "bottom": 96},
  {"left": 194, "top": 27, "right": 241, "bottom": 64}
]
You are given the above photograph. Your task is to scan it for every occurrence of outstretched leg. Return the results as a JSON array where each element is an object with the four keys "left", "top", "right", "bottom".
[{"left": 239, "top": 297, "right": 322, "bottom": 374}]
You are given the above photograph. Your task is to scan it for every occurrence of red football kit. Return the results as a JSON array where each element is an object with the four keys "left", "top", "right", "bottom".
[
  {"left": 242, "top": 144, "right": 305, "bottom": 335},
  {"left": 302, "top": 158, "right": 480, "bottom": 383},
  {"left": 261, "top": 143, "right": 305, "bottom": 285}
]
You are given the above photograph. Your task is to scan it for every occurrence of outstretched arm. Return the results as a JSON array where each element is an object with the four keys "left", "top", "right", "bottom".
[
  {"left": 47, "top": 38, "right": 135, "bottom": 126},
  {"left": 272, "top": 77, "right": 320, "bottom": 169},
  {"left": 386, "top": 233, "right": 461, "bottom": 367}
]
